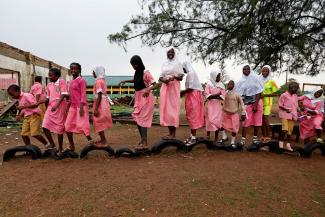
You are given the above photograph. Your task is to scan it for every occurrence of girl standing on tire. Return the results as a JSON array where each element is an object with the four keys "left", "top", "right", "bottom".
[
  {"left": 42, "top": 68, "right": 69, "bottom": 154},
  {"left": 259, "top": 65, "right": 279, "bottom": 143},
  {"left": 204, "top": 71, "right": 227, "bottom": 144},
  {"left": 159, "top": 48, "right": 184, "bottom": 139},
  {"left": 181, "top": 62, "right": 204, "bottom": 145},
  {"left": 65, "top": 62, "right": 93, "bottom": 152},
  {"left": 92, "top": 66, "right": 113, "bottom": 147},
  {"left": 236, "top": 65, "right": 264, "bottom": 146},
  {"left": 298, "top": 87, "right": 324, "bottom": 144},
  {"left": 119, "top": 55, "right": 159, "bottom": 150}
]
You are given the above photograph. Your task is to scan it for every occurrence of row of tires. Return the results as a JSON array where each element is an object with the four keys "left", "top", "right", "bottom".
[{"left": 3, "top": 138, "right": 325, "bottom": 162}]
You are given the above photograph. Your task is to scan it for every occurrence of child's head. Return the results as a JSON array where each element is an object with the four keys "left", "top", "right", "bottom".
[
  {"left": 227, "top": 80, "right": 235, "bottom": 91},
  {"left": 130, "top": 55, "right": 145, "bottom": 71},
  {"left": 7, "top": 84, "right": 21, "bottom": 99},
  {"left": 288, "top": 82, "right": 299, "bottom": 94},
  {"left": 242, "top": 65, "right": 251, "bottom": 76},
  {"left": 314, "top": 88, "right": 323, "bottom": 98},
  {"left": 48, "top": 68, "right": 61, "bottom": 82},
  {"left": 34, "top": 76, "right": 42, "bottom": 83},
  {"left": 216, "top": 73, "right": 221, "bottom": 82},
  {"left": 261, "top": 65, "right": 271, "bottom": 78},
  {"left": 70, "top": 62, "right": 82, "bottom": 77},
  {"left": 167, "top": 48, "right": 175, "bottom": 60}
]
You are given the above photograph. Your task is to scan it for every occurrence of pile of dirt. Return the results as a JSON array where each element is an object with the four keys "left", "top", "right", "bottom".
[{"left": 113, "top": 95, "right": 134, "bottom": 106}]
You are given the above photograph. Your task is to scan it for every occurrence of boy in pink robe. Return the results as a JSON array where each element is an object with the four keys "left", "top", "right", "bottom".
[
  {"left": 298, "top": 87, "right": 324, "bottom": 144},
  {"left": 119, "top": 55, "right": 159, "bottom": 150},
  {"left": 65, "top": 62, "right": 93, "bottom": 151},
  {"left": 42, "top": 68, "right": 69, "bottom": 153},
  {"left": 278, "top": 82, "right": 299, "bottom": 151},
  {"left": 92, "top": 66, "right": 113, "bottom": 146},
  {"left": 159, "top": 48, "right": 184, "bottom": 139},
  {"left": 181, "top": 62, "right": 204, "bottom": 144}
]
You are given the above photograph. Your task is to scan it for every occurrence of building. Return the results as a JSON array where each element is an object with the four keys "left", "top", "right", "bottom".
[
  {"left": 83, "top": 75, "right": 135, "bottom": 99},
  {"left": 0, "top": 42, "right": 69, "bottom": 105}
]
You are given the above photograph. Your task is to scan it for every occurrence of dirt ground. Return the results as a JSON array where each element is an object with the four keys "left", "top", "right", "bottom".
[{"left": 0, "top": 119, "right": 325, "bottom": 217}]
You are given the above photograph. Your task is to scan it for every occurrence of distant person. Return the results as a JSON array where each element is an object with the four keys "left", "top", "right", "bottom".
[
  {"left": 204, "top": 71, "right": 226, "bottom": 144},
  {"left": 298, "top": 87, "right": 324, "bottom": 144},
  {"left": 119, "top": 55, "right": 159, "bottom": 150},
  {"left": 278, "top": 82, "right": 299, "bottom": 151},
  {"left": 42, "top": 68, "right": 69, "bottom": 154},
  {"left": 92, "top": 66, "right": 113, "bottom": 147},
  {"left": 259, "top": 65, "right": 279, "bottom": 143},
  {"left": 7, "top": 84, "right": 48, "bottom": 147},
  {"left": 65, "top": 62, "right": 93, "bottom": 152},
  {"left": 181, "top": 62, "right": 204, "bottom": 145},
  {"left": 159, "top": 48, "right": 184, "bottom": 139},
  {"left": 222, "top": 80, "right": 246, "bottom": 147},
  {"left": 236, "top": 65, "right": 264, "bottom": 145},
  {"left": 30, "top": 76, "right": 46, "bottom": 120}
]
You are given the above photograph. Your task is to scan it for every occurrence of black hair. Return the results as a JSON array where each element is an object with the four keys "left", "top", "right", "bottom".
[
  {"left": 49, "top": 68, "right": 61, "bottom": 77},
  {"left": 130, "top": 55, "right": 145, "bottom": 71},
  {"left": 70, "top": 62, "right": 82, "bottom": 72},
  {"left": 35, "top": 76, "right": 42, "bottom": 82},
  {"left": 288, "top": 81, "right": 299, "bottom": 89},
  {"left": 228, "top": 80, "right": 234, "bottom": 84},
  {"left": 7, "top": 84, "right": 20, "bottom": 93}
]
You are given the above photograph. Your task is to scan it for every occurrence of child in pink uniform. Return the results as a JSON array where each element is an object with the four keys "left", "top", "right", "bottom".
[
  {"left": 298, "top": 87, "right": 324, "bottom": 144},
  {"left": 42, "top": 68, "right": 69, "bottom": 153},
  {"left": 278, "top": 82, "right": 299, "bottom": 151},
  {"left": 204, "top": 71, "right": 227, "bottom": 144},
  {"left": 119, "top": 55, "right": 159, "bottom": 150},
  {"left": 30, "top": 76, "right": 46, "bottom": 120},
  {"left": 181, "top": 62, "right": 204, "bottom": 144},
  {"left": 236, "top": 65, "right": 264, "bottom": 145},
  {"left": 65, "top": 62, "right": 93, "bottom": 151},
  {"left": 159, "top": 48, "right": 184, "bottom": 139},
  {"left": 92, "top": 66, "right": 113, "bottom": 146},
  {"left": 7, "top": 84, "right": 48, "bottom": 147},
  {"left": 222, "top": 80, "right": 246, "bottom": 147}
]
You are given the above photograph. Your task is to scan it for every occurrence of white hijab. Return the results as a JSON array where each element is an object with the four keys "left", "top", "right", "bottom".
[
  {"left": 208, "top": 71, "right": 225, "bottom": 89},
  {"left": 307, "top": 87, "right": 324, "bottom": 104},
  {"left": 183, "top": 62, "right": 203, "bottom": 91},
  {"left": 259, "top": 65, "right": 273, "bottom": 84},
  {"left": 236, "top": 65, "right": 264, "bottom": 96},
  {"left": 160, "top": 48, "right": 184, "bottom": 78},
  {"left": 93, "top": 66, "right": 106, "bottom": 80}
]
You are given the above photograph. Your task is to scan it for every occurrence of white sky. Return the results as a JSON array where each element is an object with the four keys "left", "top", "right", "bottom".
[{"left": 0, "top": 0, "right": 324, "bottom": 89}]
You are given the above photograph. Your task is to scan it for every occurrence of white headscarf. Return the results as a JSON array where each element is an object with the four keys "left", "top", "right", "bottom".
[
  {"left": 236, "top": 65, "right": 264, "bottom": 96},
  {"left": 307, "top": 87, "right": 324, "bottom": 103},
  {"left": 259, "top": 65, "right": 273, "bottom": 84},
  {"left": 93, "top": 66, "right": 106, "bottom": 80},
  {"left": 208, "top": 71, "right": 225, "bottom": 89},
  {"left": 183, "top": 62, "right": 203, "bottom": 91},
  {"left": 160, "top": 48, "right": 184, "bottom": 78}
]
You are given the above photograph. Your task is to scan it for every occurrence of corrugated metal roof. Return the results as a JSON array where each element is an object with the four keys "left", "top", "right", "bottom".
[{"left": 83, "top": 75, "right": 134, "bottom": 86}]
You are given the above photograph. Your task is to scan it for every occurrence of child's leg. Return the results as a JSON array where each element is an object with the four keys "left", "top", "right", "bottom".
[
  {"left": 253, "top": 126, "right": 260, "bottom": 142},
  {"left": 43, "top": 128, "right": 56, "bottom": 148},
  {"left": 241, "top": 127, "right": 247, "bottom": 145},
  {"left": 66, "top": 132, "right": 75, "bottom": 151},
  {"left": 33, "top": 135, "right": 48, "bottom": 146},
  {"left": 191, "top": 129, "right": 197, "bottom": 137},
  {"left": 206, "top": 131, "right": 211, "bottom": 140},
  {"left": 220, "top": 128, "right": 228, "bottom": 141},
  {"left": 86, "top": 135, "right": 93, "bottom": 142},
  {"left": 22, "top": 136, "right": 31, "bottom": 145},
  {"left": 137, "top": 124, "right": 148, "bottom": 146},
  {"left": 231, "top": 132, "right": 237, "bottom": 144},
  {"left": 168, "top": 126, "right": 176, "bottom": 138},
  {"left": 214, "top": 130, "right": 219, "bottom": 143},
  {"left": 58, "top": 134, "right": 63, "bottom": 152},
  {"left": 30, "top": 115, "right": 48, "bottom": 146},
  {"left": 98, "top": 131, "right": 107, "bottom": 145},
  {"left": 279, "top": 130, "right": 286, "bottom": 148},
  {"left": 264, "top": 115, "right": 271, "bottom": 138}
]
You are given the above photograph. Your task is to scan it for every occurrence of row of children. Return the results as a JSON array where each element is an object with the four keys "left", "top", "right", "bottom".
[{"left": 7, "top": 48, "right": 324, "bottom": 154}]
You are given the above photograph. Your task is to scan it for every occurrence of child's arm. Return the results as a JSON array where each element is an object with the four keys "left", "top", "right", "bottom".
[
  {"left": 238, "top": 94, "right": 246, "bottom": 121},
  {"left": 93, "top": 92, "right": 102, "bottom": 117},
  {"left": 17, "top": 103, "right": 39, "bottom": 110},
  {"left": 119, "top": 79, "right": 134, "bottom": 86},
  {"left": 253, "top": 93, "right": 261, "bottom": 113},
  {"left": 143, "top": 82, "right": 160, "bottom": 97},
  {"left": 79, "top": 79, "right": 87, "bottom": 117}
]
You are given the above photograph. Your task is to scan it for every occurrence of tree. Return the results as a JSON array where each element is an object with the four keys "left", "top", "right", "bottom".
[{"left": 108, "top": 0, "right": 325, "bottom": 76}]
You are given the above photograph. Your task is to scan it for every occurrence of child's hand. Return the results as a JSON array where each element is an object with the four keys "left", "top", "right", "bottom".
[
  {"left": 253, "top": 104, "right": 258, "bottom": 113},
  {"left": 143, "top": 88, "right": 150, "bottom": 97},
  {"left": 79, "top": 107, "right": 84, "bottom": 117},
  {"left": 240, "top": 115, "right": 246, "bottom": 122},
  {"left": 119, "top": 81, "right": 125, "bottom": 86},
  {"left": 17, "top": 105, "right": 24, "bottom": 110}
]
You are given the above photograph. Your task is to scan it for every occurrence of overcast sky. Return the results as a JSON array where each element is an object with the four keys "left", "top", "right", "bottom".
[{"left": 0, "top": 0, "right": 323, "bottom": 89}]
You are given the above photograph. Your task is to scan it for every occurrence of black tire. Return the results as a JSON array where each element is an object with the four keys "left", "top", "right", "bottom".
[
  {"left": 303, "top": 142, "right": 325, "bottom": 157},
  {"left": 247, "top": 142, "right": 261, "bottom": 152},
  {"left": 57, "top": 150, "right": 79, "bottom": 159},
  {"left": 79, "top": 144, "right": 115, "bottom": 159},
  {"left": 151, "top": 139, "right": 186, "bottom": 154},
  {"left": 3, "top": 145, "right": 42, "bottom": 162},
  {"left": 185, "top": 137, "right": 214, "bottom": 152},
  {"left": 42, "top": 148, "right": 58, "bottom": 159},
  {"left": 115, "top": 147, "right": 136, "bottom": 157},
  {"left": 266, "top": 140, "right": 281, "bottom": 153}
]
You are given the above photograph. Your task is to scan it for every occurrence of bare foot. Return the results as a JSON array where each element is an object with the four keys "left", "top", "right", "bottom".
[{"left": 162, "top": 135, "right": 176, "bottom": 140}]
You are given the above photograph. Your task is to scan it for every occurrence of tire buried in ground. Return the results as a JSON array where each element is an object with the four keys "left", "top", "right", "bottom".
[
  {"left": 3, "top": 145, "right": 42, "bottom": 162},
  {"left": 184, "top": 137, "right": 214, "bottom": 152},
  {"left": 151, "top": 139, "right": 186, "bottom": 154},
  {"left": 303, "top": 142, "right": 325, "bottom": 157},
  {"left": 79, "top": 144, "right": 115, "bottom": 159}
]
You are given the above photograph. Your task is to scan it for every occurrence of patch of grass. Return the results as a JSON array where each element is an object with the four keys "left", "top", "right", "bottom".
[{"left": 110, "top": 105, "right": 133, "bottom": 114}]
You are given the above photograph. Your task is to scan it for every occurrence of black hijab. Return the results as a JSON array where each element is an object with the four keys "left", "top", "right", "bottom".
[{"left": 130, "top": 55, "right": 146, "bottom": 91}]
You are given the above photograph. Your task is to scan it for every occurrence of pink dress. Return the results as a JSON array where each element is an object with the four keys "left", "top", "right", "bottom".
[
  {"left": 133, "top": 71, "right": 155, "bottom": 128},
  {"left": 242, "top": 100, "right": 263, "bottom": 127},
  {"left": 30, "top": 82, "right": 46, "bottom": 102},
  {"left": 204, "top": 84, "right": 226, "bottom": 131},
  {"left": 42, "top": 79, "right": 68, "bottom": 134},
  {"left": 65, "top": 77, "right": 91, "bottom": 136},
  {"left": 18, "top": 92, "right": 41, "bottom": 117},
  {"left": 222, "top": 91, "right": 245, "bottom": 133},
  {"left": 185, "top": 90, "right": 204, "bottom": 130},
  {"left": 298, "top": 96, "right": 324, "bottom": 139},
  {"left": 159, "top": 80, "right": 181, "bottom": 127},
  {"left": 92, "top": 79, "right": 113, "bottom": 133}
]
